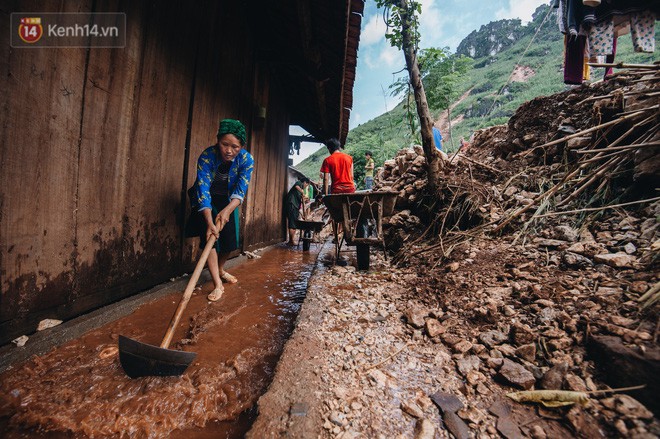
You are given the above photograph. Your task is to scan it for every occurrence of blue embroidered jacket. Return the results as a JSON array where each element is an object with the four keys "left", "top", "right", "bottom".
[{"left": 193, "top": 145, "right": 254, "bottom": 211}]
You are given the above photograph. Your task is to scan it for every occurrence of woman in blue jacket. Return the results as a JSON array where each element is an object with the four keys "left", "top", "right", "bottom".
[{"left": 188, "top": 119, "right": 254, "bottom": 302}]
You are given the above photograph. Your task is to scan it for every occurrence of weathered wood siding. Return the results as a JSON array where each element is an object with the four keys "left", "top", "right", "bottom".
[
  {"left": 0, "top": 0, "right": 292, "bottom": 344},
  {"left": 242, "top": 65, "right": 291, "bottom": 251}
]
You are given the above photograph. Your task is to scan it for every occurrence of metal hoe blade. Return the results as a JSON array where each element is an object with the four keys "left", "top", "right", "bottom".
[{"left": 118, "top": 335, "right": 196, "bottom": 378}]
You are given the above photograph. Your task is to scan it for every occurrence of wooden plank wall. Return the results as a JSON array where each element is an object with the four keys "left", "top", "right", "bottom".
[
  {"left": 242, "top": 66, "right": 291, "bottom": 250},
  {"left": 0, "top": 0, "right": 291, "bottom": 344}
]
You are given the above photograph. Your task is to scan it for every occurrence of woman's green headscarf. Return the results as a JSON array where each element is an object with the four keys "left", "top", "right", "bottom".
[{"left": 217, "top": 119, "right": 247, "bottom": 145}]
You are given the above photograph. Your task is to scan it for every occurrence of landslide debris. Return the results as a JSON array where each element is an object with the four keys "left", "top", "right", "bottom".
[{"left": 366, "top": 67, "right": 659, "bottom": 437}]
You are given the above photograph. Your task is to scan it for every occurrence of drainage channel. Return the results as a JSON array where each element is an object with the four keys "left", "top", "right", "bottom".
[{"left": 0, "top": 243, "right": 325, "bottom": 438}]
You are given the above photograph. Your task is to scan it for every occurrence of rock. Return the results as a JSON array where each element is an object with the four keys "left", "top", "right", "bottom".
[
  {"left": 593, "top": 252, "right": 636, "bottom": 268},
  {"left": 553, "top": 225, "right": 579, "bottom": 242},
  {"left": 430, "top": 391, "right": 464, "bottom": 413},
  {"left": 471, "top": 343, "right": 486, "bottom": 354},
  {"left": 401, "top": 400, "right": 424, "bottom": 418},
  {"left": 479, "top": 330, "right": 508, "bottom": 348},
  {"left": 511, "top": 323, "right": 535, "bottom": 346},
  {"left": 368, "top": 369, "right": 389, "bottom": 387},
  {"left": 496, "top": 344, "right": 517, "bottom": 357},
  {"left": 630, "top": 281, "right": 649, "bottom": 294},
  {"left": 601, "top": 395, "right": 654, "bottom": 420},
  {"left": 529, "top": 424, "right": 547, "bottom": 439},
  {"left": 623, "top": 242, "right": 637, "bottom": 254},
  {"left": 613, "top": 419, "right": 628, "bottom": 437},
  {"left": 37, "top": 319, "right": 63, "bottom": 331},
  {"left": 443, "top": 412, "right": 470, "bottom": 439},
  {"left": 640, "top": 218, "right": 657, "bottom": 241},
  {"left": 487, "top": 357, "right": 504, "bottom": 369},
  {"left": 562, "top": 251, "right": 594, "bottom": 269},
  {"left": 587, "top": 335, "right": 660, "bottom": 414},
  {"left": 11, "top": 335, "right": 28, "bottom": 347},
  {"left": 515, "top": 343, "right": 536, "bottom": 362},
  {"left": 498, "top": 359, "right": 536, "bottom": 389},
  {"left": 566, "top": 406, "right": 605, "bottom": 438},
  {"left": 453, "top": 340, "right": 473, "bottom": 354},
  {"left": 424, "top": 319, "right": 444, "bottom": 338},
  {"left": 329, "top": 411, "right": 347, "bottom": 426},
  {"left": 455, "top": 355, "right": 481, "bottom": 376},
  {"left": 404, "top": 305, "right": 428, "bottom": 328},
  {"left": 447, "top": 261, "right": 460, "bottom": 272},
  {"left": 484, "top": 286, "right": 513, "bottom": 298},
  {"left": 533, "top": 238, "right": 568, "bottom": 248},
  {"left": 540, "top": 362, "right": 568, "bottom": 390},
  {"left": 503, "top": 186, "right": 518, "bottom": 197},
  {"left": 537, "top": 307, "right": 557, "bottom": 325},
  {"left": 414, "top": 418, "right": 435, "bottom": 439},
  {"left": 497, "top": 416, "right": 523, "bottom": 439},
  {"left": 564, "top": 373, "right": 587, "bottom": 391},
  {"left": 567, "top": 241, "right": 607, "bottom": 257}
]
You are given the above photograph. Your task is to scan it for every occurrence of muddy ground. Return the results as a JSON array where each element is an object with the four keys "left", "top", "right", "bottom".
[{"left": 249, "top": 229, "right": 657, "bottom": 438}]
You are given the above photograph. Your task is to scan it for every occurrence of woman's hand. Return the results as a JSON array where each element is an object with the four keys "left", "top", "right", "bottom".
[
  {"left": 203, "top": 208, "right": 219, "bottom": 241},
  {"left": 206, "top": 223, "right": 219, "bottom": 242},
  {"left": 215, "top": 208, "right": 232, "bottom": 232}
]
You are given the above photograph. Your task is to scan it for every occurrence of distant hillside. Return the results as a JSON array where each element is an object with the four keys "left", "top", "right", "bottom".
[
  {"left": 295, "top": 4, "right": 659, "bottom": 187},
  {"left": 456, "top": 19, "right": 527, "bottom": 59}
]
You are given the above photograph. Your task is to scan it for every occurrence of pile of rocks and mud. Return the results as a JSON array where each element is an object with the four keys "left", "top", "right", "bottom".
[{"left": 250, "top": 68, "right": 659, "bottom": 438}]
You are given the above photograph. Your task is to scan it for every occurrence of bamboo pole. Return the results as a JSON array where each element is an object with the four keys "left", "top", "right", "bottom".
[
  {"left": 535, "top": 196, "right": 660, "bottom": 218},
  {"left": 588, "top": 62, "right": 660, "bottom": 69},
  {"left": 522, "top": 109, "right": 648, "bottom": 157},
  {"left": 575, "top": 141, "right": 660, "bottom": 154},
  {"left": 556, "top": 156, "right": 620, "bottom": 207}
]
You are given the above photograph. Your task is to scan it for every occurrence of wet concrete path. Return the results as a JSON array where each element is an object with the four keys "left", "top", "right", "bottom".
[{"left": 0, "top": 243, "right": 322, "bottom": 438}]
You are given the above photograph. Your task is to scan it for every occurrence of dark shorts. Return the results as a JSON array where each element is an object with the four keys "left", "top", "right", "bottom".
[
  {"left": 287, "top": 202, "right": 301, "bottom": 229},
  {"left": 185, "top": 195, "right": 239, "bottom": 254}
]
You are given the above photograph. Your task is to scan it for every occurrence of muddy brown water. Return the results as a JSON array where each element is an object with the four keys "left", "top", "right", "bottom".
[{"left": 0, "top": 244, "right": 323, "bottom": 438}]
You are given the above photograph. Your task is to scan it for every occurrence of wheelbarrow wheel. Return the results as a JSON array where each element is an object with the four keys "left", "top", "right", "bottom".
[
  {"left": 356, "top": 218, "right": 370, "bottom": 271},
  {"left": 302, "top": 239, "right": 311, "bottom": 251}
]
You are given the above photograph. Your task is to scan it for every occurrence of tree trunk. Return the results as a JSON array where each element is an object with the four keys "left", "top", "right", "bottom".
[{"left": 397, "top": 0, "right": 442, "bottom": 191}]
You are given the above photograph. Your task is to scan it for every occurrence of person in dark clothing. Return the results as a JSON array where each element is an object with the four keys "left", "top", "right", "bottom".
[{"left": 286, "top": 177, "right": 310, "bottom": 245}]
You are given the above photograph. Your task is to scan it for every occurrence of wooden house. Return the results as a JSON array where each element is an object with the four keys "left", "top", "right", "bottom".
[{"left": 0, "top": 0, "right": 363, "bottom": 344}]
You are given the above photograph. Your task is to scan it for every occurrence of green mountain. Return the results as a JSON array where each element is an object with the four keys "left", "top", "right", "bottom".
[{"left": 295, "top": 4, "right": 659, "bottom": 188}]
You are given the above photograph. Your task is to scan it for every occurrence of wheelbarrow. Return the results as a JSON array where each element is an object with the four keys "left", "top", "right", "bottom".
[{"left": 322, "top": 190, "right": 398, "bottom": 270}]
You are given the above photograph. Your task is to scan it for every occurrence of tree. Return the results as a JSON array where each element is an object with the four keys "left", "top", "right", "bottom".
[{"left": 376, "top": 0, "right": 442, "bottom": 191}]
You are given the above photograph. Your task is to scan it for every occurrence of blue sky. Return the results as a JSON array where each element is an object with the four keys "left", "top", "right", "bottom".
[
  {"left": 292, "top": 0, "right": 548, "bottom": 164},
  {"left": 350, "top": 0, "right": 549, "bottom": 127}
]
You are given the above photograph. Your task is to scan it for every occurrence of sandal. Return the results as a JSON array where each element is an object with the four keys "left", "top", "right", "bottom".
[
  {"left": 207, "top": 286, "right": 224, "bottom": 302},
  {"left": 220, "top": 271, "right": 238, "bottom": 284}
]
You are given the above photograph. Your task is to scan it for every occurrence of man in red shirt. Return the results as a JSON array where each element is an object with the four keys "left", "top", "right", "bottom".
[{"left": 320, "top": 138, "right": 356, "bottom": 195}]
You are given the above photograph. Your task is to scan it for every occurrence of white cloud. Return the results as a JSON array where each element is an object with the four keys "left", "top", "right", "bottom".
[
  {"left": 495, "top": 0, "right": 546, "bottom": 24},
  {"left": 418, "top": 0, "right": 445, "bottom": 46},
  {"left": 361, "top": 14, "right": 387, "bottom": 47},
  {"left": 379, "top": 44, "right": 402, "bottom": 68}
]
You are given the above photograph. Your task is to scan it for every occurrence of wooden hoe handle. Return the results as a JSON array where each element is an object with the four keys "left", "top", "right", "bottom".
[{"left": 160, "top": 219, "right": 220, "bottom": 349}]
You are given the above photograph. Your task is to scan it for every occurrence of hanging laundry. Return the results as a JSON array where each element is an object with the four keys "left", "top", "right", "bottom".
[
  {"left": 630, "top": 10, "right": 656, "bottom": 53},
  {"left": 564, "top": 34, "right": 588, "bottom": 85},
  {"left": 588, "top": 18, "right": 614, "bottom": 56}
]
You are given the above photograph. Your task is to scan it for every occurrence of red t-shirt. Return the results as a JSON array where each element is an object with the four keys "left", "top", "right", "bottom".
[{"left": 320, "top": 151, "right": 355, "bottom": 193}]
